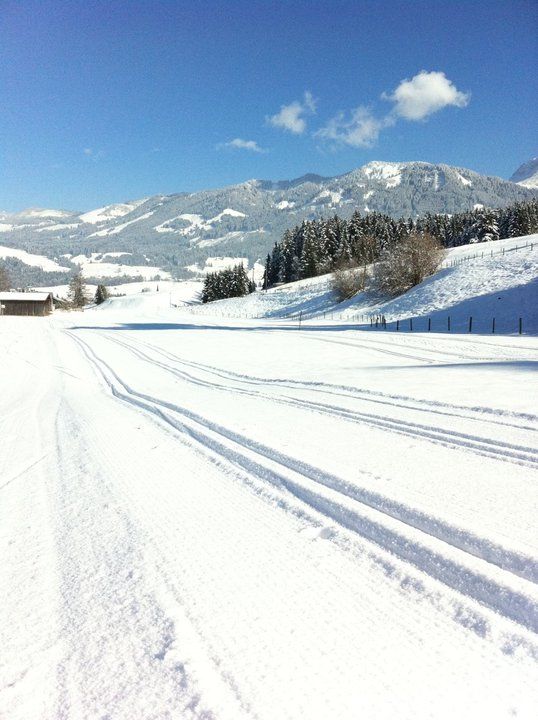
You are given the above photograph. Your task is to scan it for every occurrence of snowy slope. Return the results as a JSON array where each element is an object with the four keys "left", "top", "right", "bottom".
[
  {"left": 0, "top": 245, "right": 70, "bottom": 272},
  {"left": 189, "top": 234, "right": 538, "bottom": 333}
]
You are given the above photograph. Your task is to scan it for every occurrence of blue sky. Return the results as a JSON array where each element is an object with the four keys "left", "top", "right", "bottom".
[{"left": 1, "top": 0, "right": 536, "bottom": 212}]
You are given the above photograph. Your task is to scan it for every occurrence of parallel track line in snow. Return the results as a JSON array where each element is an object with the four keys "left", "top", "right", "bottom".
[
  {"left": 108, "top": 331, "right": 537, "bottom": 431},
  {"left": 66, "top": 330, "right": 538, "bottom": 634},
  {"left": 299, "top": 329, "right": 538, "bottom": 361},
  {"left": 295, "top": 332, "right": 440, "bottom": 364},
  {"left": 98, "top": 332, "right": 538, "bottom": 470}
]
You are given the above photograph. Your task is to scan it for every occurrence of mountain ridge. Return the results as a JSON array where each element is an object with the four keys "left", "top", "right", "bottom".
[{"left": 1, "top": 160, "right": 536, "bottom": 286}]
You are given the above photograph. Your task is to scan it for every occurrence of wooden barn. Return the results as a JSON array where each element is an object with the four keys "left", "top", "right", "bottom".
[{"left": 0, "top": 292, "right": 54, "bottom": 316}]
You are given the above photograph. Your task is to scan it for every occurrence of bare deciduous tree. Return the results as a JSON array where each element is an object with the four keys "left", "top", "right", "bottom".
[
  {"left": 375, "top": 232, "right": 445, "bottom": 296},
  {"left": 332, "top": 261, "right": 368, "bottom": 301}
]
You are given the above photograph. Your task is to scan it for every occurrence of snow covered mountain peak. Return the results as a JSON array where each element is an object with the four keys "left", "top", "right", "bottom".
[
  {"left": 361, "top": 160, "right": 403, "bottom": 179},
  {"left": 510, "top": 158, "right": 538, "bottom": 189},
  {"left": 79, "top": 199, "right": 148, "bottom": 224},
  {"left": 17, "top": 208, "right": 73, "bottom": 219}
]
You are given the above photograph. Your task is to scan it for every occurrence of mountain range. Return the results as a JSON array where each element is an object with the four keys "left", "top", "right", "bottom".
[{"left": 1, "top": 160, "right": 536, "bottom": 286}]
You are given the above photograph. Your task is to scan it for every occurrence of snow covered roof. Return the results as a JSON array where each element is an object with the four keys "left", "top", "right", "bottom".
[{"left": 0, "top": 292, "right": 53, "bottom": 302}]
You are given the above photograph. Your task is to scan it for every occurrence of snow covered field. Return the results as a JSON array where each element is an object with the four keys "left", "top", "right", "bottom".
[{"left": 1, "top": 294, "right": 537, "bottom": 719}]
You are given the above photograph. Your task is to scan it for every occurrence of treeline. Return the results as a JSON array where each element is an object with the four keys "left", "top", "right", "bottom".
[
  {"left": 264, "top": 199, "right": 538, "bottom": 286},
  {"left": 201, "top": 264, "right": 255, "bottom": 303}
]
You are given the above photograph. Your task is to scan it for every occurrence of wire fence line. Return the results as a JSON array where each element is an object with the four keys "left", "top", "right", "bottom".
[
  {"left": 440, "top": 239, "right": 534, "bottom": 268},
  {"left": 181, "top": 305, "right": 530, "bottom": 335}
]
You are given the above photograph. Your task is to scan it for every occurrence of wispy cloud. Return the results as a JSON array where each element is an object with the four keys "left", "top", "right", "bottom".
[
  {"left": 383, "top": 70, "right": 470, "bottom": 121},
  {"left": 316, "top": 70, "right": 469, "bottom": 149},
  {"left": 267, "top": 91, "right": 317, "bottom": 134},
  {"left": 315, "top": 107, "right": 394, "bottom": 149},
  {"left": 83, "top": 148, "right": 105, "bottom": 160},
  {"left": 218, "top": 138, "right": 267, "bottom": 153}
]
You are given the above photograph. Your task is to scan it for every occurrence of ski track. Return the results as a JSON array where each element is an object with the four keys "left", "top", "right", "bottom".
[
  {"left": 94, "top": 330, "right": 538, "bottom": 469},
  {"left": 109, "top": 330, "right": 537, "bottom": 429},
  {"left": 294, "top": 329, "right": 538, "bottom": 364},
  {"left": 3, "top": 315, "right": 538, "bottom": 719},
  {"left": 65, "top": 330, "right": 538, "bottom": 634}
]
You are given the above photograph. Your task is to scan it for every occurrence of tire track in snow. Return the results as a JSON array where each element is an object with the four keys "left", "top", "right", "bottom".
[
  {"left": 65, "top": 330, "right": 538, "bottom": 634},
  {"left": 98, "top": 331, "right": 538, "bottom": 470}
]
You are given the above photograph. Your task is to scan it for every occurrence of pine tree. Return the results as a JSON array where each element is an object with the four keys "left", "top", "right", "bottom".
[
  {"left": 94, "top": 284, "right": 109, "bottom": 305},
  {"left": 0, "top": 264, "right": 10, "bottom": 291},
  {"left": 299, "top": 223, "right": 319, "bottom": 279},
  {"left": 68, "top": 272, "right": 87, "bottom": 308}
]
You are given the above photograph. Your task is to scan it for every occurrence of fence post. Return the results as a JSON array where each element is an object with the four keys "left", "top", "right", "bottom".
[
  {"left": 409, "top": 318, "right": 413, "bottom": 332},
  {"left": 448, "top": 316, "right": 451, "bottom": 332},
  {"left": 468, "top": 316, "right": 473, "bottom": 333},
  {"left": 299, "top": 310, "right": 302, "bottom": 329},
  {"left": 492, "top": 317, "right": 495, "bottom": 334},
  {"left": 396, "top": 319, "right": 399, "bottom": 332},
  {"left": 519, "top": 317, "right": 522, "bottom": 335},
  {"left": 428, "top": 317, "right": 431, "bottom": 332}
]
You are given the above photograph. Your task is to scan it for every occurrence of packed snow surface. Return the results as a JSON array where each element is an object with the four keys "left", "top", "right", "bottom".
[{"left": 1, "top": 283, "right": 538, "bottom": 719}]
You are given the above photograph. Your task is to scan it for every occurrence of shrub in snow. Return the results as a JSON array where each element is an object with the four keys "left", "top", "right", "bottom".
[
  {"left": 375, "top": 232, "right": 446, "bottom": 296},
  {"left": 332, "top": 261, "right": 368, "bottom": 300}
]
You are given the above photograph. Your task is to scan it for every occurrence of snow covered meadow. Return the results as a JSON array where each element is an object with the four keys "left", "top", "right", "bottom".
[{"left": 1, "top": 237, "right": 537, "bottom": 719}]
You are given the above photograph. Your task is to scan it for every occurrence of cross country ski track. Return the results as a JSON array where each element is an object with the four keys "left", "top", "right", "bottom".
[
  {"left": 65, "top": 328, "right": 538, "bottom": 630},
  {"left": 87, "top": 329, "right": 538, "bottom": 466},
  {"left": 2, "top": 313, "right": 537, "bottom": 720}
]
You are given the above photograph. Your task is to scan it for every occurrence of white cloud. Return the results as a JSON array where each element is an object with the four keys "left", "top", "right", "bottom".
[
  {"left": 315, "top": 70, "right": 470, "bottom": 150},
  {"left": 83, "top": 148, "right": 93, "bottom": 155},
  {"left": 303, "top": 90, "right": 317, "bottom": 113},
  {"left": 383, "top": 70, "right": 470, "bottom": 121},
  {"left": 219, "top": 138, "right": 267, "bottom": 153},
  {"left": 268, "top": 91, "right": 317, "bottom": 134},
  {"left": 315, "top": 106, "right": 392, "bottom": 149}
]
